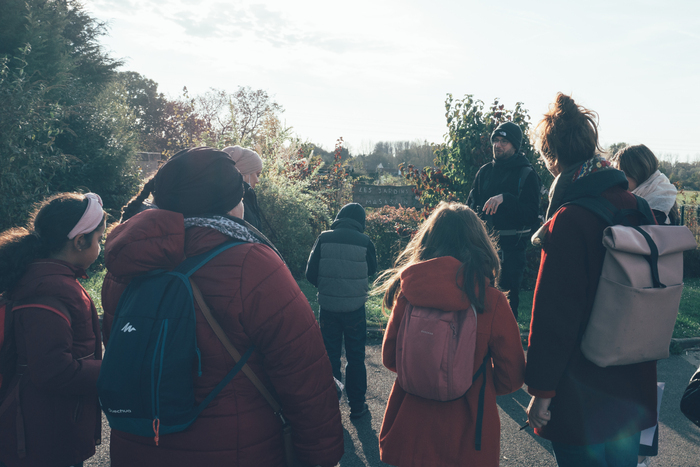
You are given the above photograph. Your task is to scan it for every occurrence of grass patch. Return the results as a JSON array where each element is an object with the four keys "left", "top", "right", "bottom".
[
  {"left": 517, "top": 290, "right": 534, "bottom": 334},
  {"left": 365, "top": 292, "right": 387, "bottom": 329},
  {"left": 296, "top": 278, "right": 389, "bottom": 330},
  {"left": 676, "top": 277, "right": 700, "bottom": 339},
  {"left": 79, "top": 270, "right": 700, "bottom": 341},
  {"left": 517, "top": 277, "right": 700, "bottom": 339},
  {"left": 79, "top": 269, "right": 106, "bottom": 317},
  {"left": 297, "top": 279, "right": 319, "bottom": 319}
]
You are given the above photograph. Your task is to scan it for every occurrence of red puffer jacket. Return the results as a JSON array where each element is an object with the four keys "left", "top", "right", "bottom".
[
  {"left": 101, "top": 209, "right": 344, "bottom": 467},
  {"left": 0, "top": 260, "right": 102, "bottom": 467}
]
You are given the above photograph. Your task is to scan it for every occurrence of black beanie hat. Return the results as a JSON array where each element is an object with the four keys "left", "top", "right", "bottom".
[
  {"left": 491, "top": 122, "right": 523, "bottom": 152},
  {"left": 153, "top": 147, "right": 244, "bottom": 217}
]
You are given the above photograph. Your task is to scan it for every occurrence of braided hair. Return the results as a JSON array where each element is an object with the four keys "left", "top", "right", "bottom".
[{"left": 120, "top": 175, "right": 156, "bottom": 223}]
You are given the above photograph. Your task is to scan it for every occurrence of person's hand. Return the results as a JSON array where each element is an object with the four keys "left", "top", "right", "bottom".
[
  {"left": 482, "top": 194, "right": 504, "bottom": 215},
  {"left": 526, "top": 396, "right": 552, "bottom": 429}
]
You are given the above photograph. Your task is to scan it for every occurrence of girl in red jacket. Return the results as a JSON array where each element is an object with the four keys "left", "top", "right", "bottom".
[
  {"left": 375, "top": 201, "right": 526, "bottom": 467},
  {"left": 0, "top": 193, "right": 106, "bottom": 467}
]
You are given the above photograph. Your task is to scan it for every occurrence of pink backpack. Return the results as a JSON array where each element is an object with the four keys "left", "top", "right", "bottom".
[
  {"left": 395, "top": 302, "right": 491, "bottom": 450},
  {"left": 396, "top": 303, "right": 479, "bottom": 401}
]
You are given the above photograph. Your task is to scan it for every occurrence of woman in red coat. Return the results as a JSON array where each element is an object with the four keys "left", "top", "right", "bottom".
[
  {"left": 101, "top": 147, "right": 343, "bottom": 467},
  {"left": 525, "top": 94, "right": 657, "bottom": 467},
  {"left": 376, "top": 202, "right": 525, "bottom": 467}
]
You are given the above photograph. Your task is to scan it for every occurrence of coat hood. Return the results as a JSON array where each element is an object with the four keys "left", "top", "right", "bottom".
[
  {"left": 104, "top": 209, "right": 186, "bottom": 277},
  {"left": 400, "top": 256, "right": 475, "bottom": 311},
  {"left": 331, "top": 203, "right": 366, "bottom": 232}
]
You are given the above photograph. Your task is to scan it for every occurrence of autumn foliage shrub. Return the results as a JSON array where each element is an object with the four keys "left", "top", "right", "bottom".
[
  {"left": 254, "top": 139, "right": 349, "bottom": 278},
  {"left": 365, "top": 206, "right": 423, "bottom": 270},
  {"left": 256, "top": 175, "right": 331, "bottom": 278}
]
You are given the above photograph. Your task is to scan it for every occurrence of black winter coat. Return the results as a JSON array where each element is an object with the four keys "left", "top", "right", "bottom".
[{"left": 467, "top": 154, "right": 540, "bottom": 248}]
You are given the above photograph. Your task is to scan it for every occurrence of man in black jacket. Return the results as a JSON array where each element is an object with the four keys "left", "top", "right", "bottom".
[
  {"left": 306, "top": 203, "right": 377, "bottom": 419},
  {"left": 467, "top": 122, "right": 541, "bottom": 319}
]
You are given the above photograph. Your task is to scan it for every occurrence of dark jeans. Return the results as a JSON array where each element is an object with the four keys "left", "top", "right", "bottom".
[
  {"left": 498, "top": 245, "right": 526, "bottom": 320},
  {"left": 551, "top": 432, "right": 641, "bottom": 467},
  {"left": 320, "top": 306, "right": 367, "bottom": 410}
]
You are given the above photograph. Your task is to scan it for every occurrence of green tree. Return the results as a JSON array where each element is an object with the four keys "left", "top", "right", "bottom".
[
  {"left": 607, "top": 142, "right": 628, "bottom": 158},
  {"left": 0, "top": 52, "right": 68, "bottom": 229},
  {"left": 157, "top": 88, "right": 212, "bottom": 156},
  {"left": 0, "top": 0, "right": 143, "bottom": 229},
  {"left": 403, "top": 94, "right": 551, "bottom": 210},
  {"left": 52, "top": 80, "right": 141, "bottom": 220},
  {"left": 0, "top": 0, "right": 119, "bottom": 104},
  {"left": 193, "top": 86, "right": 283, "bottom": 149},
  {"left": 113, "top": 71, "right": 168, "bottom": 153}
]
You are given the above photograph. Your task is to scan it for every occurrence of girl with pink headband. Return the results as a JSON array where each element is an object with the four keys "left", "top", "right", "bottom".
[{"left": 0, "top": 192, "right": 106, "bottom": 467}]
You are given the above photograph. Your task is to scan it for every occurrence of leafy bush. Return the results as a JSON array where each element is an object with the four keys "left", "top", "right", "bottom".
[
  {"left": 402, "top": 95, "right": 552, "bottom": 211},
  {"left": 365, "top": 206, "right": 423, "bottom": 270},
  {"left": 252, "top": 129, "right": 352, "bottom": 278},
  {"left": 0, "top": 1, "right": 141, "bottom": 230},
  {"left": 0, "top": 54, "right": 69, "bottom": 230},
  {"left": 256, "top": 174, "right": 331, "bottom": 279}
]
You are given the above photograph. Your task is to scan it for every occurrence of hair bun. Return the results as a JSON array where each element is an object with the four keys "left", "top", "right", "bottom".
[
  {"left": 553, "top": 93, "right": 578, "bottom": 122},
  {"left": 536, "top": 93, "right": 601, "bottom": 167}
]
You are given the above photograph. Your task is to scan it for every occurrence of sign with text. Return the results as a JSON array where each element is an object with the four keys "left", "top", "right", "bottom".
[{"left": 352, "top": 184, "right": 421, "bottom": 209}]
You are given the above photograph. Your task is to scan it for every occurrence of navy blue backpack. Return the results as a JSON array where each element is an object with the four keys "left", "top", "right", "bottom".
[{"left": 97, "top": 240, "right": 252, "bottom": 444}]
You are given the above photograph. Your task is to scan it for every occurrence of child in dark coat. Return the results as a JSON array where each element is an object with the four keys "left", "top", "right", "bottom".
[{"left": 306, "top": 203, "right": 377, "bottom": 418}]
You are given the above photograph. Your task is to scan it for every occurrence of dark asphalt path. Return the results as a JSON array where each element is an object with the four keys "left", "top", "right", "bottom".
[{"left": 86, "top": 342, "right": 700, "bottom": 466}]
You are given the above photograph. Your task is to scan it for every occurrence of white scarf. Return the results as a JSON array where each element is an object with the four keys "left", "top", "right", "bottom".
[{"left": 632, "top": 170, "right": 677, "bottom": 224}]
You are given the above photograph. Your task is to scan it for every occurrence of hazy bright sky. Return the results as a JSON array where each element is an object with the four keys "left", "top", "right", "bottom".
[{"left": 86, "top": 0, "right": 700, "bottom": 159}]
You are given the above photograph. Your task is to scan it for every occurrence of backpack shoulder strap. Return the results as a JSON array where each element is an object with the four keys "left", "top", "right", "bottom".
[
  {"left": 190, "top": 280, "right": 295, "bottom": 465},
  {"left": 12, "top": 296, "right": 71, "bottom": 325},
  {"left": 191, "top": 281, "right": 280, "bottom": 412},
  {"left": 563, "top": 194, "right": 655, "bottom": 227},
  {"left": 517, "top": 166, "right": 534, "bottom": 198},
  {"left": 564, "top": 196, "right": 617, "bottom": 225},
  {"left": 175, "top": 240, "right": 247, "bottom": 277},
  {"left": 632, "top": 195, "right": 656, "bottom": 225},
  {"left": 471, "top": 349, "right": 491, "bottom": 451}
]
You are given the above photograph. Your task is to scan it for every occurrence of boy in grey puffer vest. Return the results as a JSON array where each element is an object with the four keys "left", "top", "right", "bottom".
[{"left": 306, "top": 203, "right": 377, "bottom": 418}]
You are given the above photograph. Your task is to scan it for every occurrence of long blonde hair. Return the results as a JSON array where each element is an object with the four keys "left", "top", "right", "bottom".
[{"left": 373, "top": 202, "right": 499, "bottom": 314}]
